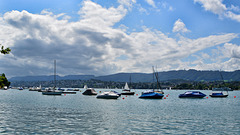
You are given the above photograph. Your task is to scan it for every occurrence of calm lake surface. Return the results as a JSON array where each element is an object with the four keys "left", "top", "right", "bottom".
[{"left": 0, "top": 89, "right": 239, "bottom": 134}]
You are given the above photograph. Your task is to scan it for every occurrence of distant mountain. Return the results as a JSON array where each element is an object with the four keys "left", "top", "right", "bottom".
[
  {"left": 9, "top": 75, "right": 95, "bottom": 82},
  {"left": 9, "top": 69, "right": 240, "bottom": 82}
]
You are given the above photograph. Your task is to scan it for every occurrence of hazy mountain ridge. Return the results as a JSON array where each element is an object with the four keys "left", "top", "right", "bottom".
[{"left": 9, "top": 69, "right": 240, "bottom": 82}]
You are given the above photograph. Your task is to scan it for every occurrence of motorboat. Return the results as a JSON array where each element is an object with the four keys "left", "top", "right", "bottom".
[
  {"left": 209, "top": 91, "right": 228, "bottom": 97},
  {"left": 82, "top": 88, "right": 98, "bottom": 95},
  {"left": 179, "top": 91, "right": 206, "bottom": 98},
  {"left": 96, "top": 91, "right": 120, "bottom": 99},
  {"left": 139, "top": 90, "right": 164, "bottom": 99}
]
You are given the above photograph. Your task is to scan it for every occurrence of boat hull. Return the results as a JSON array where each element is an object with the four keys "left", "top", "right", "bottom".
[
  {"left": 62, "top": 91, "right": 77, "bottom": 94},
  {"left": 121, "top": 92, "right": 135, "bottom": 95},
  {"left": 209, "top": 93, "right": 228, "bottom": 97},
  {"left": 96, "top": 95, "right": 119, "bottom": 99},
  {"left": 42, "top": 91, "right": 62, "bottom": 95},
  {"left": 209, "top": 95, "right": 228, "bottom": 97}
]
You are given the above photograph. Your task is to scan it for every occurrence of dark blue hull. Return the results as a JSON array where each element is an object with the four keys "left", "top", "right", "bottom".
[{"left": 139, "top": 92, "right": 164, "bottom": 99}]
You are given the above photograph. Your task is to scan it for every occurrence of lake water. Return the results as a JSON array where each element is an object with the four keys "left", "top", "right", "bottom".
[{"left": 0, "top": 89, "right": 239, "bottom": 134}]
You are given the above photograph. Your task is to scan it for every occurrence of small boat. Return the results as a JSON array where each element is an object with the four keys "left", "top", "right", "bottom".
[
  {"left": 42, "top": 88, "right": 62, "bottom": 95},
  {"left": 18, "top": 87, "right": 24, "bottom": 90},
  {"left": 3, "top": 86, "right": 8, "bottom": 90},
  {"left": 83, "top": 85, "right": 88, "bottom": 89},
  {"left": 179, "top": 91, "right": 206, "bottom": 98},
  {"left": 42, "top": 60, "right": 62, "bottom": 96},
  {"left": 121, "top": 82, "right": 135, "bottom": 95},
  {"left": 82, "top": 88, "right": 98, "bottom": 95},
  {"left": 139, "top": 90, "right": 164, "bottom": 99},
  {"left": 29, "top": 85, "right": 41, "bottom": 91},
  {"left": 96, "top": 91, "right": 120, "bottom": 99},
  {"left": 209, "top": 91, "right": 228, "bottom": 97}
]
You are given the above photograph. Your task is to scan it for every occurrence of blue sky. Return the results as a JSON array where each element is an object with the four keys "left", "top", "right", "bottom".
[{"left": 0, "top": 0, "right": 240, "bottom": 78}]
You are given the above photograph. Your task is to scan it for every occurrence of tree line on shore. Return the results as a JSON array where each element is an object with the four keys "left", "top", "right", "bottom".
[{"left": 10, "top": 79, "right": 240, "bottom": 90}]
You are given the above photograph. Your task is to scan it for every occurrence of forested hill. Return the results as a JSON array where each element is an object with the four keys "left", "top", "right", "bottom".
[{"left": 9, "top": 69, "right": 240, "bottom": 82}]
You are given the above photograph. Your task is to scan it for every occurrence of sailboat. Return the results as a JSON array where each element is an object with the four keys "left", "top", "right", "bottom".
[
  {"left": 42, "top": 60, "right": 62, "bottom": 95},
  {"left": 152, "top": 66, "right": 164, "bottom": 94},
  {"left": 210, "top": 70, "right": 230, "bottom": 97},
  {"left": 139, "top": 66, "right": 164, "bottom": 99},
  {"left": 121, "top": 76, "right": 135, "bottom": 95},
  {"left": 83, "top": 84, "right": 88, "bottom": 89}
]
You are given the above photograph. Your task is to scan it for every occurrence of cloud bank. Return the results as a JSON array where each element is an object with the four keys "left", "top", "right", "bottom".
[{"left": 0, "top": 0, "right": 239, "bottom": 78}]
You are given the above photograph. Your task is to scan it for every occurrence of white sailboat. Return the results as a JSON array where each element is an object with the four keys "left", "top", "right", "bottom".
[
  {"left": 121, "top": 76, "right": 135, "bottom": 95},
  {"left": 124, "top": 82, "right": 130, "bottom": 90},
  {"left": 83, "top": 85, "right": 88, "bottom": 89}
]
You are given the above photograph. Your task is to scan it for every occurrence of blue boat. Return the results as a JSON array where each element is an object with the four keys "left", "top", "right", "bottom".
[
  {"left": 179, "top": 91, "right": 206, "bottom": 98},
  {"left": 139, "top": 90, "right": 164, "bottom": 99}
]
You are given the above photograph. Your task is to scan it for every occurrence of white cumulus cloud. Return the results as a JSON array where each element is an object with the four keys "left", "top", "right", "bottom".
[{"left": 172, "top": 19, "right": 190, "bottom": 33}]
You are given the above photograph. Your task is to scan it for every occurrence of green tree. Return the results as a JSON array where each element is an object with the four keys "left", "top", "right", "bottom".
[
  {"left": 0, "top": 73, "right": 11, "bottom": 88},
  {"left": 1, "top": 44, "right": 11, "bottom": 54},
  {"left": 0, "top": 44, "right": 11, "bottom": 88}
]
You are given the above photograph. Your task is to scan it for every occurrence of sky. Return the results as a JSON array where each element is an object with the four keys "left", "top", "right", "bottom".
[{"left": 0, "top": 0, "right": 240, "bottom": 78}]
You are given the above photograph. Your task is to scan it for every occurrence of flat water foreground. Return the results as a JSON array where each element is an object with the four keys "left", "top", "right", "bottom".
[{"left": 0, "top": 89, "right": 239, "bottom": 134}]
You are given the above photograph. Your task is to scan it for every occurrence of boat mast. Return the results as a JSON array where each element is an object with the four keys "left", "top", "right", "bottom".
[
  {"left": 54, "top": 60, "right": 56, "bottom": 89},
  {"left": 129, "top": 75, "right": 131, "bottom": 90},
  {"left": 153, "top": 66, "right": 162, "bottom": 91},
  {"left": 152, "top": 66, "right": 155, "bottom": 90}
]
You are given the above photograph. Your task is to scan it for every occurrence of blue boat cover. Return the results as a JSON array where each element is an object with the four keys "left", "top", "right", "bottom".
[
  {"left": 139, "top": 91, "right": 164, "bottom": 99},
  {"left": 179, "top": 91, "right": 206, "bottom": 98},
  {"left": 212, "top": 93, "right": 223, "bottom": 96}
]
